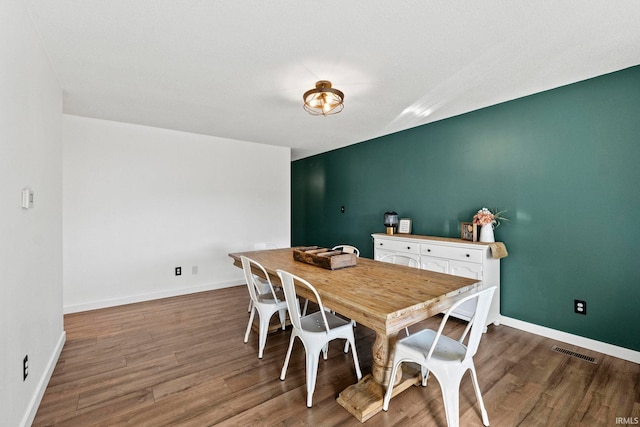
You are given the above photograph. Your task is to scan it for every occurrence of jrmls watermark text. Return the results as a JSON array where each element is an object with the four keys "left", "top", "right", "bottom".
[{"left": 616, "top": 417, "right": 639, "bottom": 425}]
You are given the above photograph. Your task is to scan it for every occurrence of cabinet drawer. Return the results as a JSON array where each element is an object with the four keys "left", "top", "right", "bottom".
[
  {"left": 420, "top": 244, "right": 482, "bottom": 263},
  {"left": 374, "top": 239, "right": 420, "bottom": 254}
]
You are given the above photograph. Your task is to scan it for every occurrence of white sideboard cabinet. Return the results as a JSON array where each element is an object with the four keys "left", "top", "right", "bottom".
[{"left": 372, "top": 233, "right": 501, "bottom": 327}]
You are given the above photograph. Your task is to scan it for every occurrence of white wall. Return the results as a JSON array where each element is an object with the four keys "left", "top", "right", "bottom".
[
  {"left": 0, "top": 1, "right": 65, "bottom": 426},
  {"left": 63, "top": 115, "right": 291, "bottom": 312}
]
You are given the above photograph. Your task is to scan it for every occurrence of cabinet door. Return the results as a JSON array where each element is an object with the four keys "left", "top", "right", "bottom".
[
  {"left": 374, "top": 248, "right": 396, "bottom": 262},
  {"left": 448, "top": 260, "right": 483, "bottom": 321},
  {"left": 449, "top": 260, "right": 482, "bottom": 280},
  {"left": 420, "top": 256, "right": 449, "bottom": 274}
]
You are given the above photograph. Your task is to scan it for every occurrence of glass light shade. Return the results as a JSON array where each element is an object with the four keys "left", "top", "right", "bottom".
[
  {"left": 384, "top": 211, "right": 398, "bottom": 227},
  {"left": 303, "top": 80, "right": 344, "bottom": 116}
]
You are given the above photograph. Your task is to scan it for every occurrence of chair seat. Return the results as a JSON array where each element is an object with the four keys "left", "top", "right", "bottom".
[
  {"left": 256, "top": 288, "right": 286, "bottom": 304},
  {"left": 300, "top": 311, "right": 351, "bottom": 333},
  {"left": 397, "top": 329, "right": 467, "bottom": 363}
]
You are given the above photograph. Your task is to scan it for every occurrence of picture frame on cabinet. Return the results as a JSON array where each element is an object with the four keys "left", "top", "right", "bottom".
[
  {"left": 398, "top": 218, "right": 412, "bottom": 234},
  {"left": 460, "top": 222, "right": 477, "bottom": 242}
]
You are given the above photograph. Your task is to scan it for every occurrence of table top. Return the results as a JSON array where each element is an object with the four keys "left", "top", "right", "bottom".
[{"left": 229, "top": 248, "right": 479, "bottom": 335}]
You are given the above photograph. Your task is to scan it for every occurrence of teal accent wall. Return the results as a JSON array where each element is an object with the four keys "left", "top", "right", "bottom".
[{"left": 291, "top": 65, "right": 640, "bottom": 351}]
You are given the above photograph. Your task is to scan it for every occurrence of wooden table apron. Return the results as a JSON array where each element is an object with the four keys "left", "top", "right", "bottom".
[{"left": 229, "top": 248, "right": 479, "bottom": 422}]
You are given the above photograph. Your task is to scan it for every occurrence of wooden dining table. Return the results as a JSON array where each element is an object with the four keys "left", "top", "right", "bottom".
[{"left": 228, "top": 247, "right": 479, "bottom": 422}]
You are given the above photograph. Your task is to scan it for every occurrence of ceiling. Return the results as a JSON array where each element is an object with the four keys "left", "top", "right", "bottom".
[{"left": 26, "top": 1, "right": 640, "bottom": 160}]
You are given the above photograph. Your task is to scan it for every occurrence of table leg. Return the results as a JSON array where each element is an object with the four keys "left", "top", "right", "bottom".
[
  {"left": 371, "top": 330, "right": 401, "bottom": 386},
  {"left": 337, "top": 330, "right": 420, "bottom": 422}
]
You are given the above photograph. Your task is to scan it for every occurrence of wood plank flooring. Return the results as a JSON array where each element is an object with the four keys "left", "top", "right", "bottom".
[{"left": 33, "top": 286, "right": 639, "bottom": 426}]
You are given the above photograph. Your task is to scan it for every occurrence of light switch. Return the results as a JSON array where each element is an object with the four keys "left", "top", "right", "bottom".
[{"left": 21, "top": 188, "right": 34, "bottom": 209}]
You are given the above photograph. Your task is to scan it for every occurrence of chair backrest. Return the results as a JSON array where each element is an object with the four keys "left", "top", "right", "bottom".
[
  {"left": 277, "top": 269, "right": 331, "bottom": 333},
  {"left": 241, "top": 256, "right": 279, "bottom": 303},
  {"left": 332, "top": 244, "right": 360, "bottom": 257},
  {"left": 428, "top": 287, "right": 496, "bottom": 362},
  {"left": 379, "top": 253, "right": 419, "bottom": 268}
]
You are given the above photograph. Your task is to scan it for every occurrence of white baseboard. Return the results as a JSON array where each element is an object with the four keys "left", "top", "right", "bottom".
[
  {"left": 500, "top": 316, "right": 640, "bottom": 364},
  {"left": 21, "top": 331, "right": 66, "bottom": 427},
  {"left": 63, "top": 280, "right": 244, "bottom": 314}
]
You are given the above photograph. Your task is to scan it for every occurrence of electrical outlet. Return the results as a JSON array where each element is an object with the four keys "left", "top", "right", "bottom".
[
  {"left": 175, "top": 267, "right": 181, "bottom": 276},
  {"left": 574, "top": 299, "right": 587, "bottom": 315},
  {"left": 23, "top": 355, "right": 28, "bottom": 381}
]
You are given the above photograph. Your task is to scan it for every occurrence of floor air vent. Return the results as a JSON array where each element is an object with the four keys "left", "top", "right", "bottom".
[{"left": 551, "top": 345, "right": 598, "bottom": 364}]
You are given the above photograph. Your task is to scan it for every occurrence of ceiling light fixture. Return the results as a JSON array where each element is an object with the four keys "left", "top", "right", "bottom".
[{"left": 303, "top": 80, "right": 344, "bottom": 116}]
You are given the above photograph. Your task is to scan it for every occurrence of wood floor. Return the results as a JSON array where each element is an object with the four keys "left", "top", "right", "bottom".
[{"left": 34, "top": 286, "right": 639, "bottom": 426}]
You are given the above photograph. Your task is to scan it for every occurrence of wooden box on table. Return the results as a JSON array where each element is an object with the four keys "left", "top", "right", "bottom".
[{"left": 293, "top": 246, "right": 357, "bottom": 270}]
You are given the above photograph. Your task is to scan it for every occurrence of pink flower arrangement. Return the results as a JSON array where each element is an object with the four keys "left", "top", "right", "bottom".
[{"left": 473, "top": 207, "right": 509, "bottom": 227}]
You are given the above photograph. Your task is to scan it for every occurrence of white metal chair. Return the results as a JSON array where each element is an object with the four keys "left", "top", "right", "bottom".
[
  {"left": 382, "top": 287, "right": 497, "bottom": 427},
  {"left": 378, "top": 253, "right": 420, "bottom": 335},
  {"left": 241, "top": 256, "right": 289, "bottom": 359},
  {"left": 332, "top": 244, "right": 360, "bottom": 257},
  {"left": 277, "top": 269, "right": 362, "bottom": 407},
  {"left": 247, "top": 242, "right": 279, "bottom": 312}
]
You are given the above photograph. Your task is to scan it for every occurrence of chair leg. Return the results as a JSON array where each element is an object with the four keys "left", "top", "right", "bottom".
[
  {"left": 382, "top": 359, "right": 402, "bottom": 411},
  {"left": 244, "top": 307, "right": 255, "bottom": 343},
  {"left": 437, "top": 371, "right": 465, "bottom": 427},
  {"left": 348, "top": 336, "right": 362, "bottom": 380},
  {"left": 278, "top": 308, "right": 287, "bottom": 330},
  {"left": 301, "top": 299, "right": 308, "bottom": 316},
  {"left": 421, "top": 366, "right": 430, "bottom": 386},
  {"left": 257, "top": 309, "right": 270, "bottom": 359},
  {"left": 305, "top": 350, "right": 321, "bottom": 407},
  {"left": 469, "top": 365, "right": 490, "bottom": 426},
  {"left": 280, "top": 334, "right": 296, "bottom": 380},
  {"left": 344, "top": 321, "right": 357, "bottom": 352}
]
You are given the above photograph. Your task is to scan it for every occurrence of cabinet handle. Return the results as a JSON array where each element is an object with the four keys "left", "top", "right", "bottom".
[
  {"left": 427, "top": 249, "right": 431, "bottom": 252},
  {"left": 466, "top": 254, "right": 470, "bottom": 257},
  {"left": 407, "top": 246, "right": 411, "bottom": 250}
]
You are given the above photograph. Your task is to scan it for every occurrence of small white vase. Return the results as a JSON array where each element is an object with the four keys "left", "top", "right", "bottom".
[{"left": 479, "top": 224, "right": 495, "bottom": 243}]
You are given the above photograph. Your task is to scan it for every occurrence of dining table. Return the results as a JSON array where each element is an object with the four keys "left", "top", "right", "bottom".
[{"left": 228, "top": 247, "right": 480, "bottom": 422}]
